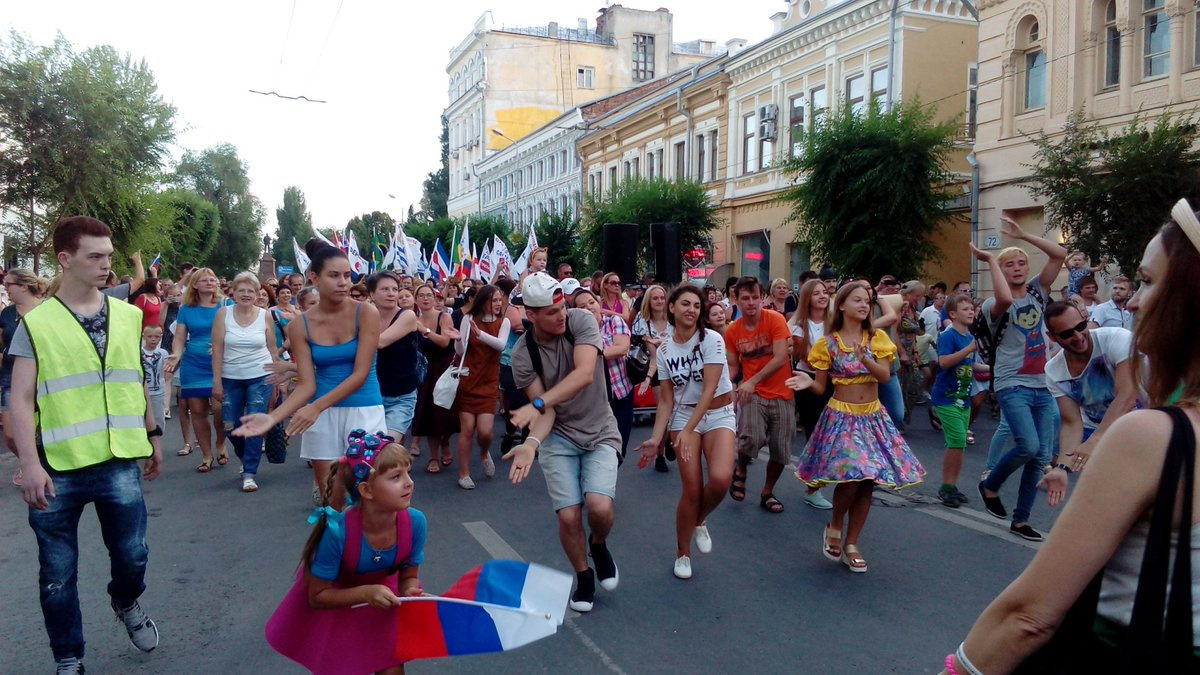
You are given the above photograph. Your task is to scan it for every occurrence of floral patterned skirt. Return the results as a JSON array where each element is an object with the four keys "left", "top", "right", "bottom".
[{"left": 795, "top": 399, "right": 925, "bottom": 489}]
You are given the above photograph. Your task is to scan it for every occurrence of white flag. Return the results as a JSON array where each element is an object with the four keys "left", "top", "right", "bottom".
[
  {"left": 292, "top": 237, "right": 311, "bottom": 274},
  {"left": 492, "top": 235, "right": 513, "bottom": 278},
  {"left": 346, "top": 231, "right": 369, "bottom": 277}
]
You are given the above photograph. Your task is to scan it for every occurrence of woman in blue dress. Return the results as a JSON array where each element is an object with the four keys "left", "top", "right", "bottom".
[{"left": 166, "top": 268, "right": 231, "bottom": 472}]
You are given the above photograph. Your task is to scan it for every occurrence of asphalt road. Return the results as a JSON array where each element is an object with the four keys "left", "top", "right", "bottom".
[{"left": 0, "top": 403, "right": 1060, "bottom": 674}]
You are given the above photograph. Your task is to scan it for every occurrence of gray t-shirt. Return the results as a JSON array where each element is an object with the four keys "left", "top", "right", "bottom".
[
  {"left": 512, "top": 308, "right": 622, "bottom": 451},
  {"left": 982, "top": 279, "right": 1049, "bottom": 391},
  {"left": 9, "top": 300, "right": 109, "bottom": 361},
  {"left": 102, "top": 283, "right": 131, "bottom": 301}
]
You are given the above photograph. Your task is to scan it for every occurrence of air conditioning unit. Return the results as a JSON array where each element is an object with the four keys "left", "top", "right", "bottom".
[
  {"left": 759, "top": 103, "right": 778, "bottom": 122},
  {"left": 759, "top": 119, "right": 778, "bottom": 141}
]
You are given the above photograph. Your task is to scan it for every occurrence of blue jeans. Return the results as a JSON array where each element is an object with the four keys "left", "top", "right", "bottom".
[
  {"left": 879, "top": 375, "right": 906, "bottom": 430},
  {"left": 221, "top": 376, "right": 272, "bottom": 476},
  {"left": 983, "top": 386, "right": 1056, "bottom": 524},
  {"left": 383, "top": 392, "right": 418, "bottom": 436},
  {"left": 27, "top": 459, "right": 148, "bottom": 660}
]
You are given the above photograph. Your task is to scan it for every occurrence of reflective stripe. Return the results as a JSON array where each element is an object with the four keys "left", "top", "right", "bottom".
[
  {"left": 41, "top": 414, "right": 148, "bottom": 446},
  {"left": 37, "top": 368, "right": 143, "bottom": 397}
]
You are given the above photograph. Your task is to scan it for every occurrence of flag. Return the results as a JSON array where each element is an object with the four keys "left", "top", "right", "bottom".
[
  {"left": 393, "top": 560, "right": 572, "bottom": 662},
  {"left": 417, "top": 248, "right": 431, "bottom": 281},
  {"left": 448, "top": 225, "right": 461, "bottom": 278},
  {"left": 431, "top": 238, "right": 452, "bottom": 281},
  {"left": 382, "top": 225, "right": 409, "bottom": 273},
  {"left": 492, "top": 235, "right": 513, "bottom": 278},
  {"left": 293, "top": 238, "right": 311, "bottom": 274},
  {"left": 331, "top": 229, "right": 345, "bottom": 253},
  {"left": 477, "top": 241, "right": 492, "bottom": 282},
  {"left": 512, "top": 239, "right": 532, "bottom": 278},
  {"left": 312, "top": 229, "right": 337, "bottom": 249},
  {"left": 346, "top": 231, "right": 369, "bottom": 278},
  {"left": 527, "top": 223, "right": 539, "bottom": 252},
  {"left": 406, "top": 237, "right": 423, "bottom": 276},
  {"left": 148, "top": 253, "right": 162, "bottom": 274},
  {"left": 371, "top": 229, "right": 386, "bottom": 273},
  {"left": 459, "top": 222, "right": 474, "bottom": 280}
]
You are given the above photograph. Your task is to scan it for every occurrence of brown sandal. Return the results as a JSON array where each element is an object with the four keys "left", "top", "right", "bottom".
[
  {"left": 426, "top": 458, "right": 441, "bottom": 474},
  {"left": 196, "top": 459, "right": 213, "bottom": 473}
]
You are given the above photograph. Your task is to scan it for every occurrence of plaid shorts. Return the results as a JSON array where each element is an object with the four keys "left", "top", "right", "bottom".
[{"left": 736, "top": 394, "right": 797, "bottom": 464}]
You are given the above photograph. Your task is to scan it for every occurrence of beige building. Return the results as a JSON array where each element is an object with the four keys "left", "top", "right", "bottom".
[
  {"left": 973, "top": 0, "right": 1200, "bottom": 293},
  {"left": 445, "top": 6, "right": 719, "bottom": 218}
]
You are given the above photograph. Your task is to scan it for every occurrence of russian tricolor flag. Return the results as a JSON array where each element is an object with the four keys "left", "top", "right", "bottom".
[{"left": 395, "top": 560, "right": 571, "bottom": 662}]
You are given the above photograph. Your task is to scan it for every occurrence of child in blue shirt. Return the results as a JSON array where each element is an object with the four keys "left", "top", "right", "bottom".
[{"left": 931, "top": 294, "right": 990, "bottom": 508}]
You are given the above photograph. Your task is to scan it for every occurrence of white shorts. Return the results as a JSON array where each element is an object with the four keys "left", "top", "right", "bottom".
[
  {"left": 670, "top": 403, "right": 737, "bottom": 435},
  {"left": 300, "top": 405, "right": 388, "bottom": 461}
]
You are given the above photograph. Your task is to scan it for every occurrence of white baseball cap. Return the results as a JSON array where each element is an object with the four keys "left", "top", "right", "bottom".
[
  {"left": 560, "top": 277, "right": 581, "bottom": 297},
  {"left": 521, "top": 272, "right": 565, "bottom": 308}
]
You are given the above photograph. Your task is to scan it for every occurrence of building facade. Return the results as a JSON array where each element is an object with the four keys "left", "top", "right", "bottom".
[
  {"left": 974, "top": 0, "right": 1200, "bottom": 292},
  {"left": 445, "top": 6, "right": 719, "bottom": 218}
]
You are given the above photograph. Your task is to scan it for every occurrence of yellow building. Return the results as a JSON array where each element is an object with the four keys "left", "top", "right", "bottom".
[
  {"left": 973, "top": 0, "right": 1200, "bottom": 293},
  {"left": 445, "top": 6, "right": 718, "bottom": 218}
]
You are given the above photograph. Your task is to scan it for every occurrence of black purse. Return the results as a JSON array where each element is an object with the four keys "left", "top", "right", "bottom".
[
  {"left": 264, "top": 422, "right": 288, "bottom": 464},
  {"left": 626, "top": 335, "right": 651, "bottom": 385},
  {"left": 1014, "top": 405, "right": 1196, "bottom": 674}
]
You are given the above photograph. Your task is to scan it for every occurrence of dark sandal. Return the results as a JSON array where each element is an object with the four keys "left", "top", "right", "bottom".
[
  {"left": 196, "top": 459, "right": 213, "bottom": 473},
  {"left": 760, "top": 493, "right": 784, "bottom": 514},
  {"left": 729, "top": 472, "right": 747, "bottom": 501},
  {"left": 216, "top": 453, "right": 229, "bottom": 466}
]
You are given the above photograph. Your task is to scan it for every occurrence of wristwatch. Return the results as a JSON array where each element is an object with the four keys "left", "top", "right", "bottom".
[
  {"left": 1054, "top": 463, "right": 1074, "bottom": 474},
  {"left": 146, "top": 426, "right": 163, "bottom": 439},
  {"left": 532, "top": 397, "right": 546, "bottom": 414}
]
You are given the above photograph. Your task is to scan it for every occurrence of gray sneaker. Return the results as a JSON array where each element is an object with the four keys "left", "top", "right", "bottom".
[
  {"left": 112, "top": 600, "right": 159, "bottom": 652},
  {"left": 55, "top": 657, "right": 84, "bottom": 674}
]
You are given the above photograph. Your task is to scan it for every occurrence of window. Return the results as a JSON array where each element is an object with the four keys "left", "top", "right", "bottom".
[
  {"left": 742, "top": 113, "right": 758, "bottom": 173},
  {"left": 647, "top": 151, "right": 656, "bottom": 180},
  {"left": 1143, "top": 0, "right": 1169, "bottom": 78},
  {"left": 674, "top": 141, "right": 687, "bottom": 180},
  {"left": 709, "top": 130, "right": 719, "bottom": 179},
  {"left": 846, "top": 73, "right": 866, "bottom": 115},
  {"left": 633, "top": 34, "right": 656, "bottom": 81},
  {"left": 788, "top": 95, "right": 805, "bottom": 158},
  {"left": 561, "top": 195, "right": 569, "bottom": 214},
  {"left": 623, "top": 160, "right": 631, "bottom": 180},
  {"left": 966, "top": 64, "right": 979, "bottom": 138},
  {"left": 1195, "top": 3, "right": 1200, "bottom": 66},
  {"left": 609, "top": 166, "right": 617, "bottom": 191},
  {"left": 656, "top": 149, "right": 664, "bottom": 178},
  {"left": 589, "top": 173, "right": 598, "bottom": 196},
  {"left": 577, "top": 66, "right": 595, "bottom": 89},
  {"left": 1104, "top": 0, "right": 1120, "bottom": 87},
  {"left": 548, "top": 155, "right": 556, "bottom": 177},
  {"left": 810, "top": 85, "right": 828, "bottom": 126},
  {"left": 536, "top": 161, "right": 544, "bottom": 183},
  {"left": 561, "top": 150, "right": 568, "bottom": 170},
  {"left": 739, "top": 232, "right": 770, "bottom": 284},
  {"left": 696, "top": 133, "right": 707, "bottom": 182},
  {"left": 871, "top": 67, "right": 889, "bottom": 108},
  {"left": 1022, "top": 20, "right": 1046, "bottom": 111},
  {"left": 632, "top": 157, "right": 640, "bottom": 178}
]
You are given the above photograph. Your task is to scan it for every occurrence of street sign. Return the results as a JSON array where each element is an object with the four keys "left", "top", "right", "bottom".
[
  {"left": 985, "top": 235, "right": 1000, "bottom": 249},
  {"left": 277, "top": 265, "right": 295, "bottom": 275}
]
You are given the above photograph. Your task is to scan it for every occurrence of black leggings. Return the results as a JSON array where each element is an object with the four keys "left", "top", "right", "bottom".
[{"left": 794, "top": 376, "right": 834, "bottom": 440}]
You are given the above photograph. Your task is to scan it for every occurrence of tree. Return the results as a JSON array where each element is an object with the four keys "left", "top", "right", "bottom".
[
  {"left": 778, "top": 99, "right": 961, "bottom": 282},
  {"left": 1027, "top": 111, "right": 1200, "bottom": 277},
  {"left": 580, "top": 179, "right": 722, "bottom": 276},
  {"left": 418, "top": 116, "right": 449, "bottom": 221},
  {"left": 536, "top": 211, "right": 584, "bottom": 273},
  {"left": 146, "top": 188, "right": 221, "bottom": 277},
  {"left": 274, "top": 186, "right": 314, "bottom": 266},
  {"left": 174, "top": 143, "right": 264, "bottom": 278},
  {"left": 0, "top": 31, "right": 176, "bottom": 272}
]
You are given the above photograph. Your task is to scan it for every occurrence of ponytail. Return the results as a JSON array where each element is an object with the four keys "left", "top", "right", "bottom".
[{"left": 304, "top": 238, "right": 347, "bottom": 277}]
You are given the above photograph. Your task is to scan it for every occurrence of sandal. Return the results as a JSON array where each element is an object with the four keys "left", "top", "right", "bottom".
[
  {"left": 177, "top": 443, "right": 193, "bottom": 456},
  {"left": 426, "top": 458, "right": 441, "bottom": 474},
  {"left": 216, "top": 452, "right": 229, "bottom": 466},
  {"left": 760, "top": 493, "right": 784, "bottom": 514},
  {"left": 967, "top": 430, "right": 976, "bottom": 445},
  {"left": 196, "top": 459, "right": 213, "bottom": 473},
  {"left": 441, "top": 455, "right": 453, "bottom": 467},
  {"left": 729, "top": 471, "right": 747, "bottom": 502},
  {"left": 842, "top": 544, "right": 868, "bottom": 573},
  {"left": 823, "top": 526, "right": 843, "bottom": 561}
]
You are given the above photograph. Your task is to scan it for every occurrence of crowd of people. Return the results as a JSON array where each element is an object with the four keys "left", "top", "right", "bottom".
[{"left": 5, "top": 207, "right": 1196, "bottom": 673}]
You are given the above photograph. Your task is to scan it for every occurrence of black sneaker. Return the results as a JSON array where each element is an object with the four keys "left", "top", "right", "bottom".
[
  {"left": 953, "top": 489, "right": 969, "bottom": 505},
  {"left": 664, "top": 440, "right": 676, "bottom": 462},
  {"left": 112, "top": 600, "right": 159, "bottom": 652},
  {"left": 978, "top": 481, "right": 1007, "bottom": 519},
  {"left": 654, "top": 455, "right": 669, "bottom": 473},
  {"left": 569, "top": 569, "right": 596, "bottom": 612},
  {"left": 56, "top": 657, "right": 85, "bottom": 674},
  {"left": 1010, "top": 523, "right": 1044, "bottom": 542},
  {"left": 590, "top": 540, "right": 619, "bottom": 591},
  {"left": 938, "top": 488, "right": 961, "bottom": 508}
]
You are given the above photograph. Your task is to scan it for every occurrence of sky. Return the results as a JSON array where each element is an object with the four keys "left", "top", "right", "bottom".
[{"left": 4, "top": 0, "right": 781, "bottom": 235}]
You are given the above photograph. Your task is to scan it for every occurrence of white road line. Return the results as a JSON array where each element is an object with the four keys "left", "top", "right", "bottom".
[
  {"left": 873, "top": 492, "right": 1043, "bottom": 551},
  {"left": 463, "top": 520, "right": 626, "bottom": 674}
]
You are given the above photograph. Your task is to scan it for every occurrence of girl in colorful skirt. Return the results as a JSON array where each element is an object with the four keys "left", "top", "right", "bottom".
[
  {"left": 787, "top": 281, "right": 924, "bottom": 573},
  {"left": 266, "top": 430, "right": 427, "bottom": 675}
]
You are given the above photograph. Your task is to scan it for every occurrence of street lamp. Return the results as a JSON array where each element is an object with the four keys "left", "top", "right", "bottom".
[{"left": 492, "top": 127, "right": 515, "bottom": 144}]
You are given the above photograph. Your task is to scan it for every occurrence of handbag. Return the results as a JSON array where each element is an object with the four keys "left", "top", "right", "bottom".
[
  {"left": 433, "top": 318, "right": 470, "bottom": 410},
  {"left": 626, "top": 335, "right": 651, "bottom": 385},
  {"left": 264, "top": 422, "right": 288, "bottom": 464},
  {"left": 1014, "top": 405, "right": 1196, "bottom": 674}
]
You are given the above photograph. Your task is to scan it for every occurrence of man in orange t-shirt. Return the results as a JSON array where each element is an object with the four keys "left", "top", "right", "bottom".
[{"left": 724, "top": 277, "right": 794, "bottom": 513}]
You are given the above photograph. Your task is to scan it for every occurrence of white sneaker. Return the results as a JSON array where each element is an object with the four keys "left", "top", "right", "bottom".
[
  {"left": 673, "top": 555, "right": 693, "bottom": 580},
  {"left": 482, "top": 453, "right": 496, "bottom": 478},
  {"left": 112, "top": 600, "right": 159, "bottom": 652},
  {"left": 804, "top": 491, "right": 833, "bottom": 510},
  {"left": 457, "top": 476, "right": 476, "bottom": 490},
  {"left": 694, "top": 524, "right": 712, "bottom": 554},
  {"left": 241, "top": 476, "right": 258, "bottom": 493}
]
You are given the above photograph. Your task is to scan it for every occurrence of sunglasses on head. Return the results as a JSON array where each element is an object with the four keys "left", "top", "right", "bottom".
[{"left": 1055, "top": 320, "right": 1089, "bottom": 341}]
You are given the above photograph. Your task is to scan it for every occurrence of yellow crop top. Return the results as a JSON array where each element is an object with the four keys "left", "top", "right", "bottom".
[{"left": 805, "top": 330, "right": 897, "bottom": 385}]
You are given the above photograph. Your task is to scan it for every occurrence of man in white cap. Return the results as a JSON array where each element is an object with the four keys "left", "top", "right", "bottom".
[{"left": 504, "top": 272, "right": 622, "bottom": 613}]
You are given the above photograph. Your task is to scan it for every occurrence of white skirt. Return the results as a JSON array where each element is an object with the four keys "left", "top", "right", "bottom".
[{"left": 300, "top": 405, "right": 388, "bottom": 461}]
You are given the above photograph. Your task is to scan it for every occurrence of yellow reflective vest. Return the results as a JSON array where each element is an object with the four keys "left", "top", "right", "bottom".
[{"left": 23, "top": 296, "right": 152, "bottom": 471}]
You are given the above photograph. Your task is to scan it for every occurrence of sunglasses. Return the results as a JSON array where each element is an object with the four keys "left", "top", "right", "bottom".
[
  {"left": 606, "top": 280, "right": 621, "bottom": 286},
  {"left": 1055, "top": 320, "right": 1089, "bottom": 341}
]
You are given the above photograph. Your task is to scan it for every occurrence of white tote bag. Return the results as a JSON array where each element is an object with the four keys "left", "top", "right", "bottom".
[{"left": 433, "top": 318, "right": 470, "bottom": 410}]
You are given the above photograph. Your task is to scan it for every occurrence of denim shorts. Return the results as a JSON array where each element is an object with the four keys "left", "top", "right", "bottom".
[
  {"left": 538, "top": 433, "right": 618, "bottom": 511},
  {"left": 670, "top": 403, "right": 736, "bottom": 434},
  {"left": 383, "top": 392, "right": 418, "bottom": 436}
]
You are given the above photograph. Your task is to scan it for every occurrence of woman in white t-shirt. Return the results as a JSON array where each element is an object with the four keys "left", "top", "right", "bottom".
[
  {"left": 787, "top": 279, "right": 834, "bottom": 510},
  {"left": 637, "top": 286, "right": 736, "bottom": 581}
]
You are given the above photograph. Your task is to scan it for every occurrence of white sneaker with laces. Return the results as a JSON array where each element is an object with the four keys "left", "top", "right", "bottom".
[
  {"left": 457, "top": 476, "right": 476, "bottom": 490},
  {"left": 55, "top": 657, "right": 84, "bottom": 674},
  {"left": 112, "top": 600, "right": 159, "bottom": 652},
  {"left": 694, "top": 524, "right": 712, "bottom": 554},
  {"left": 673, "top": 555, "right": 693, "bottom": 580}
]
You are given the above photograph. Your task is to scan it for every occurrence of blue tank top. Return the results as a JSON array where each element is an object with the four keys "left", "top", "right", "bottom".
[{"left": 303, "top": 304, "right": 382, "bottom": 408}]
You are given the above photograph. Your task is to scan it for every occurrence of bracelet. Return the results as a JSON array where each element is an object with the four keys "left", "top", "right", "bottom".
[
  {"left": 944, "top": 654, "right": 959, "bottom": 675},
  {"left": 956, "top": 643, "right": 983, "bottom": 675},
  {"left": 527, "top": 436, "right": 542, "bottom": 449},
  {"left": 146, "top": 426, "right": 163, "bottom": 438},
  {"left": 1055, "top": 463, "right": 1074, "bottom": 474}
]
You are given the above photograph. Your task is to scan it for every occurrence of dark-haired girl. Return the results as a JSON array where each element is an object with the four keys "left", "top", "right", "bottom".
[
  {"left": 410, "top": 284, "right": 459, "bottom": 472},
  {"left": 638, "top": 286, "right": 736, "bottom": 580},
  {"left": 452, "top": 284, "right": 510, "bottom": 489},
  {"left": 368, "top": 272, "right": 421, "bottom": 442}
]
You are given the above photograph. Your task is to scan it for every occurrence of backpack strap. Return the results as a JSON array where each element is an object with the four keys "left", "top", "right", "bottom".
[{"left": 524, "top": 311, "right": 577, "bottom": 384}]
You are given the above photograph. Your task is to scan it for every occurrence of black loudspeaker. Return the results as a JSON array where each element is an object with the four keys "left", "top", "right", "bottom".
[
  {"left": 651, "top": 222, "right": 682, "bottom": 284},
  {"left": 603, "top": 223, "right": 639, "bottom": 285}
]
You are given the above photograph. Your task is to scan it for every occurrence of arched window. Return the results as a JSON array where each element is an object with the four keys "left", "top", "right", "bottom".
[
  {"left": 1103, "top": 0, "right": 1120, "bottom": 88},
  {"left": 1018, "top": 17, "right": 1046, "bottom": 111}
]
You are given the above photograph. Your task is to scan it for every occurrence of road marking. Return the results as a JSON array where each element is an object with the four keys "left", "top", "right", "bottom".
[
  {"left": 463, "top": 520, "right": 626, "bottom": 674},
  {"left": 873, "top": 491, "right": 1043, "bottom": 551}
]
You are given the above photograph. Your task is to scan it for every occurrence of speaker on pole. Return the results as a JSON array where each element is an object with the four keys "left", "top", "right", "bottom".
[
  {"left": 651, "top": 222, "right": 682, "bottom": 284},
  {"left": 603, "top": 223, "right": 639, "bottom": 285}
]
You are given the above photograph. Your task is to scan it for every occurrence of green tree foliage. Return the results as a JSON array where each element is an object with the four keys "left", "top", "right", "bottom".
[
  {"left": 778, "top": 99, "right": 961, "bottom": 281},
  {"left": 536, "top": 211, "right": 584, "bottom": 273},
  {"left": 418, "top": 116, "right": 450, "bottom": 221},
  {"left": 146, "top": 188, "right": 221, "bottom": 277},
  {"left": 406, "top": 215, "right": 510, "bottom": 263},
  {"left": 580, "top": 179, "right": 721, "bottom": 277},
  {"left": 174, "top": 143, "right": 264, "bottom": 277},
  {"left": 1027, "top": 111, "right": 1200, "bottom": 277},
  {"left": 0, "top": 31, "right": 176, "bottom": 272},
  {"left": 274, "top": 186, "right": 315, "bottom": 266}
]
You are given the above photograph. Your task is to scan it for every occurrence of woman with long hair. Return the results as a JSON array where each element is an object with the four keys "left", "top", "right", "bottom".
[
  {"left": 452, "top": 284, "right": 510, "bottom": 489},
  {"left": 766, "top": 278, "right": 796, "bottom": 319},
  {"left": 410, "top": 283, "right": 460, "bottom": 473},
  {"left": 133, "top": 277, "right": 166, "bottom": 329},
  {"left": 788, "top": 281, "right": 924, "bottom": 573},
  {"left": 368, "top": 272, "right": 421, "bottom": 442},
  {"left": 1, "top": 269, "right": 45, "bottom": 486},
  {"left": 788, "top": 279, "right": 834, "bottom": 510},
  {"left": 574, "top": 289, "right": 634, "bottom": 461},
  {"left": 638, "top": 285, "right": 736, "bottom": 579},
  {"left": 233, "top": 239, "right": 386, "bottom": 508},
  {"left": 211, "top": 272, "right": 279, "bottom": 492},
  {"left": 942, "top": 206, "right": 1200, "bottom": 673},
  {"left": 633, "top": 283, "right": 673, "bottom": 470},
  {"left": 599, "top": 271, "right": 633, "bottom": 325},
  {"left": 165, "top": 267, "right": 230, "bottom": 472},
  {"left": 705, "top": 302, "right": 727, "bottom": 335}
]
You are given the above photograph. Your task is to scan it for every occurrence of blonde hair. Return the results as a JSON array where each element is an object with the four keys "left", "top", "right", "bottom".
[
  {"left": 640, "top": 284, "right": 668, "bottom": 322},
  {"left": 770, "top": 278, "right": 789, "bottom": 293},
  {"left": 231, "top": 271, "right": 260, "bottom": 291},
  {"left": 183, "top": 268, "right": 218, "bottom": 306},
  {"left": 4, "top": 268, "right": 46, "bottom": 297},
  {"left": 996, "top": 247, "right": 1028, "bottom": 265}
]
